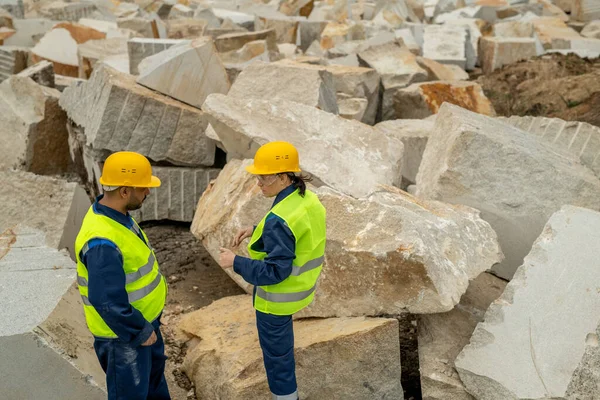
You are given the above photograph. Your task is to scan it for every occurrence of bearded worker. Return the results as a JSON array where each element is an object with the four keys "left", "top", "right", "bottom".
[{"left": 74, "top": 151, "right": 170, "bottom": 400}]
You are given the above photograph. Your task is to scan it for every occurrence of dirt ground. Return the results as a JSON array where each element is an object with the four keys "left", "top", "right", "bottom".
[
  {"left": 475, "top": 53, "right": 600, "bottom": 127},
  {"left": 144, "top": 223, "right": 423, "bottom": 400}
]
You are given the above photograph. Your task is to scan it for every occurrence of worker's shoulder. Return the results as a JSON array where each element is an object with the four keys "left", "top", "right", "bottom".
[{"left": 83, "top": 237, "right": 120, "bottom": 255}]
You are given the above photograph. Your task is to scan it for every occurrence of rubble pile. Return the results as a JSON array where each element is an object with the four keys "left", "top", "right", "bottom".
[{"left": 1, "top": 0, "right": 600, "bottom": 398}]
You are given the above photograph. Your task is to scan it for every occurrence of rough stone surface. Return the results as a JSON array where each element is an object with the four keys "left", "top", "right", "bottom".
[
  {"left": 531, "top": 17, "right": 582, "bottom": 49},
  {"left": 214, "top": 28, "right": 277, "bottom": 53},
  {"left": 298, "top": 20, "right": 327, "bottom": 51},
  {"left": 581, "top": 20, "right": 600, "bottom": 39},
  {"left": 0, "top": 170, "right": 89, "bottom": 259},
  {"left": 0, "top": 0, "right": 23, "bottom": 18},
  {"left": 320, "top": 21, "right": 366, "bottom": 51},
  {"left": 572, "top": 0, "right": 600, "bottom": 22},
  {"left": 130, "top": 166, "right": 220, "bottom": 223},
  {"left": 127, "top": 38, "right": 189, "bottom": 75},
  {"left": 479, "top": 37, "right": 538, "bottom": 74},
  {"left": 202, "top": 94, "right": 404, "bottom": 198},
  {"left": 16, "top": 60, "right": 54, "bottom": 88},
  {"left": 117, "top": 16, "right": 164, "bottom": 40},
  {"left": 4, "top": 18, "right": 54, "bottom": 47},
  {"left": 456, "top": 206, "right": 600, "bottom": 399},
  {"left": 442, "top": 19, "right": 482, "bottom": 70},
  {"left": 60, "top": 65, "right": 216, "bottom": 167},
  {"left": 423, "top": 24, "right": 468, "bottom": 69},
  {"left": 375, "top": 119, "right": 434, "bottom": 186},
  {"left": 0, "top": 45, "right": 27, "bottom": 83},
  {"left": 0, "top": 76, "right": 71, "bottom": 175},
  {"left": 418, "top": 272, "right": 507, "bottom": 400},
  {"left": 192, "top": 160, "right": 503, "bottom": 316},
  {"left": 180, "top": 295, "right": 403, "bottom": 400},
  {"left": 227, "top": 60, "right": 338, "bottom": 114},
  {"left": 415, "top": 103, "right": 600, "bottom": 280},
  {"left": 78, "top": 37, "right": 128, "bottom": 79},
  {"left": 39, "top": 1, "right": 96, "bottom": 21},
  {"left": 137, "top": 37, "right": 230, "bottom": 109},
  {"left": 393, "top": 81, "right": 495, "bottom": 120},
  {"left": 417, "top": 57, "right": 469, "bottom": 81},
  {"left": 500, "top": 115, "right": 600, "bottom": 180},
  {"left": 494, "top": 20, "right": 535, "bottom": 37},
  {"left": 358, "top": 42, "right": 428, "bottom": 121},
  {"left": 166, "top": 18, "right": 207, "bottom": 39},
  {"left": 254, "top": 12, "right": 302, "bottom": 44},
  {"left": 0, "top": 226, "right": 105, "bottom": 398}
]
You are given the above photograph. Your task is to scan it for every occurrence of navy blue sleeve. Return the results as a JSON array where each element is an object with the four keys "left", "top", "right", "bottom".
[
  {"left": 83, "top": 240, "right": 154, "bottom": 346},
  {"left": 233, "top": 216, "right": 296, "bottom": 286}
]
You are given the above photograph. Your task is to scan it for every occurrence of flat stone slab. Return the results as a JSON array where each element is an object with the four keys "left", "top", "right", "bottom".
[
  {"left": 59, "top": 65, "right": 215, "bottom": 167},
  {"left": 202, "top": 94, "right": 404, "bottom": 198},
  {"left": 192, "top": 159, "right": 502, "bottom": 316},
  {"left": 423, "top": 24, "right": 468, "bottom": 69},
  {"left": 130, "top": 166, "right": 220, "bottom": 223},
  {"left": 0, "top": 76, "right": 71, "bottom": 175},
  {"left": 456, "top": 206, "right": 600, "bottom": 399},
  {"left": 127, "top": 38, "right": 189, "bottom": 75},
  {"left": 0, "top": 170, "right": 89, "bottom": 259},
  {"left": 137, "top": 37, "right": 230, "bottom": 109},
  {"left": 227, "top": 60, "right": 338, "bottom": 114},
  {"left": 180, "top": 295, "right": 403, "bottom": 399},
  {"left": 416, "top": 103, "right": 600, "bottom": 280}
]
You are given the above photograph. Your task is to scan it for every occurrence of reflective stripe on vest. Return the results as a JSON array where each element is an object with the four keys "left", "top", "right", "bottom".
[
  {"left": 249, "top": 189, "right": 326, "bottom": 315},
  {"left": 74, "top": 207, "right": 167, "bottom": 338}
]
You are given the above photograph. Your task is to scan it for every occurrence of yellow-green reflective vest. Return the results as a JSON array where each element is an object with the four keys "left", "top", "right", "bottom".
[
  {"left": 248, "top": 189, "right": 326, "bottom": 315},
  {"left": 74, "top": 207, "right": 167, "bottom": 338}
]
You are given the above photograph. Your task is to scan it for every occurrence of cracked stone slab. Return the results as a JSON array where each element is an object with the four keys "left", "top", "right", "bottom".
[
  {"left": 59, "top": 65, "right": 215, "bottom": 167},
  {"left": 456, "top": 206, "right": 600, "bottom": 399}
]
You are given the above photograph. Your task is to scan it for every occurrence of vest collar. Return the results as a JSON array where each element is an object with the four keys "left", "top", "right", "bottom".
[
  {"left": 272, "top": 184, "right": 296, "bottom": 208},
  {"left": 93, "top": 194, "right": 134, "bottom": 229}
]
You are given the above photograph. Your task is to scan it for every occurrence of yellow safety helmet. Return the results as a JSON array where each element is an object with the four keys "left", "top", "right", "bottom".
[
  {"left": 245, "top": 141, "right": 301, "bottom": 175},
  {"left": 99, "top": 151, "right": 161, "bottom": 188}
]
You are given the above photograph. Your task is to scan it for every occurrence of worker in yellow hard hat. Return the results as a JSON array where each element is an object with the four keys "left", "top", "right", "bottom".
[
  {"left": 74, "top": 151, "right": 170, "bottom": 400},
  {"left": 219, "top": 141, "right": 327, "bottom": 400}
]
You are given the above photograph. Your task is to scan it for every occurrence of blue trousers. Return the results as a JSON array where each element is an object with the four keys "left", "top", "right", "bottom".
[
  {"left": 94, "top": 327, "right": 171, "bottom": 400},
  {"left": 256, "top": 310, "right": 298, "bottom": 399}
]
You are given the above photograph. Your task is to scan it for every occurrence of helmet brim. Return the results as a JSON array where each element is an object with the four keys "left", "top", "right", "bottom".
[{"left": 98, "top": 175, "right": 162, "bottom": 188}]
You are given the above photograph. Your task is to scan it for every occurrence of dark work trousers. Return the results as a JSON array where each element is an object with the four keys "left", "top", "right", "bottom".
[
  {"left": 256, "top": 310, "right": 299, "bottom": 400},
  {"left": 93, "top": 325, "right": 171, "bottom": 400}
]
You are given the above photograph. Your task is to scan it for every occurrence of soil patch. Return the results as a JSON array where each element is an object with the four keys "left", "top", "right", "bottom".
[{"left": 475, "top": 53, "right": 600, "bottom": 127}]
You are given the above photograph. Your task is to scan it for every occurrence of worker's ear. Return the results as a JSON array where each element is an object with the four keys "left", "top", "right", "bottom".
[{"left": 119, "top": 186, "right": 130, "bottom": 199}]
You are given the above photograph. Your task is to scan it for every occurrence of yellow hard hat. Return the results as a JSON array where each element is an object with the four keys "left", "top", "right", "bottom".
[
  {"left": 245, "top": 141, "right": 301, "bottom": 175},
  {"left": 99, "top": 151, "right": 161, "bottom": 188}
]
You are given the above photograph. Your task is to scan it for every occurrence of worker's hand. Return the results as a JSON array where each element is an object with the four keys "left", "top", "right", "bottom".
[
  {"left": 219, "top": 247, "right": 236, "bottom": 269},
  {"left": 141, "top": 331, "right": 157, "bottom": 347},
  {"left": 232, "top": 227, "right": 253, "bottom": 248}
]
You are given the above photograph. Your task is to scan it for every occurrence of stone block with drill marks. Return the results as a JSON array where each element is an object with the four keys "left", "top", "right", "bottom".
[
  {"left": 500, "top": 115, "right": 600, "bottom": 180},
  {"left": 130, "top": 166, "right": 220, "bottom": 222},
  {"left": 0, "top": 46, "right": 28, "bottom": 83},
  {"left": 59, "top": 65, "right": 215, "bottom": 167},
  {"left": 127, "top": 38, "right": 189, "bottom": 75}
]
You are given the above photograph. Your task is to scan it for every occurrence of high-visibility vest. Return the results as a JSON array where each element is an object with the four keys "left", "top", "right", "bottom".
[
  {"left": 74, "top": 207, "right": 167, "bottom": 338},
  {"left": 249, "top": 189, "right": 326, "bottom": 315}
]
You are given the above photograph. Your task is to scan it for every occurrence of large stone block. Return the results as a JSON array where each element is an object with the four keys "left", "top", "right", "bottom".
[
  {"left": 0, "top": 226, "right": 105, "bottom": 399},
  {"left": 180, "top": 295, "right": 403, "bottom": 400},
  {"left": 531, "top": 16, "right": 581, "bottom": 49},
  {"left": 418, "top": 272, "right": 507, "bottom": 400},
  {"left": 166, "top": 18, "right": 207, "bottom": 39},
  {"left": 581, "top": 20, "right": 600, "bottom": 39},
  {"left": 202, "top": 94, "right": 403, "bottom": 198},
  {"left": 441, "top": 19, "right": 482, "bottom": 70},
  {"left": 16, "top": 60, "right": 54, "bottom": 88},
  {"left": 130, "top": 166, "right": 220, "bottom": 223},
  {"left": 127, "top": 38, "right": 189, "bottom": 75},
  {"left": 423, "top": 24, "right": 468, "bottom": 69},
  {"left": 572, "top": 0, "right": 600, "bottom": 22},
  {"left": 254, "top": 12, "right": 303, "bottom": 44},
  {"left": 393, "top": 81, "right": 495, "bottom": 120},
  {"left": 214, "top": 28, "right": 277, "bottom": 53},
  {"left": 500, "top": 115, "right": 600, "bottom": 180},
  {"left": 0, "top": 170, "right": 89, "bottom": 259},
  {"left": 137, "top": 37, "right": 230, "bottom": 109},
  {"left": 117, "top": 16, "right": 165, "bottom": 40},
  {"left": 493, "top": 20, "right": 535, "bottom": 37},
  {"left": 375, "top": 119, "right": 434, "bottom": 186},
  {"left": 416, "top": 57, "right": 469, "bottom": 81},
  {"left": 39, "top": 1, "right": 97, "bottom": 21},
  {"left": 456, "top": 206, "right": 600, "bottom": 399},
  {"left": 357, "top": 41, "right": 428, "bottom": 121},
  {"left": 192, "top": 160, "right": 503, "bottom": 316},
  {"left": 60, "top": 65, "right": 216, "bottom": 167},
  {"left": 0, "top": 76, "right": 71, "bottom": 175},
  {"left": 3, "top": 18, "right": 54, "bottom": 47},
  {"left": 227, "top": 60, "right": 338, "bottom": 114},
  {"left": 0, "top": 0, "right": 23, "bottom": 18},
  {"left": 415, "top": 103, "right": 600, "bottom": 280},
  {"left": 78, "top": 37, "right": 129, "bottom": 79},
  {"left": 479, "top": 37, "right": 538, "bottom": 74},
  {"left": 0, "top": 45, "right": 27, "bottom": 82}
]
